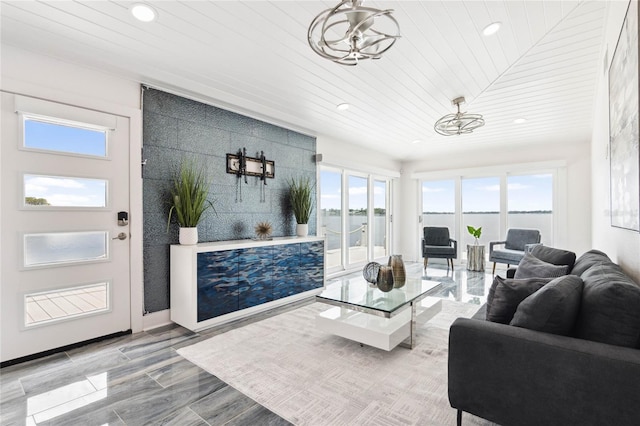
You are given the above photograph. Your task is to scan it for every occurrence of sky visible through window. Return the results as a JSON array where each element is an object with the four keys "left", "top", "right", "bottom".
[
  {"left": 320, "top": 171, "right": 386, "bottom": 210},
  {"left": 422, "top": 174, "right": 553, "bottom": 213},
  {"left": 24, "top": 119, "right": 106, "bottom": 157},
  {"left": 23, "top": 119, "right": 108, "bottom": 207}
]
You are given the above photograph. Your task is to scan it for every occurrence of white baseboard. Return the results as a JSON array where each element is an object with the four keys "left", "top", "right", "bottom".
[{"left": 142, "top": 309, "right": 172, "bottom": 331}]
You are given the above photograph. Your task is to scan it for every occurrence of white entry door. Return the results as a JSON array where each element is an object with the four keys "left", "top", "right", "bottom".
[{"left": 1, "top": 93, "right": 131, "bottom": 363}]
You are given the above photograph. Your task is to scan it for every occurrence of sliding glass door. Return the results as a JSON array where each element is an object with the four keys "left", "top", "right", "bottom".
[
  {"left": 320, "top": 169, "right": 342, "bottom": 271},
  {"left": 319, "top": 166, "right": 392, "bottom": 274},
  {"left": 347, "top": 175, "right": 368, "bottom": 267}
]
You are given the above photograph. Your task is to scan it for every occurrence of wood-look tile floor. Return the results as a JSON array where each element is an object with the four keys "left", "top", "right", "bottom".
[{"left": 0, "top": 262, "right": 497, "bottom": 425}]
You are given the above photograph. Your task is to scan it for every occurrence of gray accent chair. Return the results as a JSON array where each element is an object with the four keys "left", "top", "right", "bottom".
[
  {"left": 422, "top": 227, "right": 457, "bottom": 271},
  {"left": 489, "top": 228, "right": 541, "bottom": 274}
]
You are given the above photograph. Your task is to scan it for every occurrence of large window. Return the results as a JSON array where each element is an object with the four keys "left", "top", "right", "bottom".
[
  {"left": 422, "top": 180, "right": 455, "bottom": 236},
  {"left": 507, "top": 174, "right": 553, "bottom": 244},
  {"left": 420, "top": 167, "right": 558, "bottom": 266},
  {"left": 462, "top": 177, "right": 500, "bottom": 250}
]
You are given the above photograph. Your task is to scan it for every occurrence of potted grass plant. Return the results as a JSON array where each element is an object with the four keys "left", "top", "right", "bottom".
[
  {"left": 288, "top": 176, "right": 314, "bottom": 237},
  {"left": 167, "top": 160, "right": 215, "bottom": 245}
]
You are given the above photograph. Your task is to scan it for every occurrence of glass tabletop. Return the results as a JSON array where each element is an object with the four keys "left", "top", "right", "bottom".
[{"left": 316, "top": 276, "right": 442, "bottom": 317}]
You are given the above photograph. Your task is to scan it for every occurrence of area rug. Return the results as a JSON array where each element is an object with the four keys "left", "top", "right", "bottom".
[{"left": 178, "top": 300, "right": 493, "bottom": 425}]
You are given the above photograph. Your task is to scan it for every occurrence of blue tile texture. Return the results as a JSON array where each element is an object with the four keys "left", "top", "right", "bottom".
[{"left": 142, "top": 87, "right": 317, "bottom": 313}]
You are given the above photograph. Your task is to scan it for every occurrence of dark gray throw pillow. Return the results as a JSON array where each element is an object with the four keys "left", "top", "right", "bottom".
[
  {"left": 529, "top": 245, "right": 576, "bottom": 272},
  {"left": 511, "top": 275, "right": 584, "bottom": 335},
  {"left": 574, "top": 263, "right": 640, "bottom": 348},
  {"left": 514, "top": 253, "right": 568, "bottom": 279},
  {"left": 486, "top": 276, "right": 553, "bottom": 324}
]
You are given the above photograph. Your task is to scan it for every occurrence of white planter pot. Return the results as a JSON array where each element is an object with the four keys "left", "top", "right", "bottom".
[
  {"left": 179, "top": 227, "right": 198, "bottom": 245},
  {"left": 296, "top": 223, "right": 309, "bottom": 237}
]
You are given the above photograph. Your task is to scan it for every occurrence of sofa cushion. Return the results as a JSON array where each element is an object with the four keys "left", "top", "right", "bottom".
[
  {"left": 486, "top": 276, "right": 554, "bottom": 324},
  {"left": 529, "top": 245, "right": 576, "bottom": 272},
  {"left": 514, "top": 253, "right": 569, "bottom": 279},
  {"left": 571, "top": 249, "right": 611, "bottom": 276},
  {"left": 510, "top": 275, "right": 584, "bottom": 335},
  {"left": 574, "top": 262, "right": 640, "bottom": 348}
]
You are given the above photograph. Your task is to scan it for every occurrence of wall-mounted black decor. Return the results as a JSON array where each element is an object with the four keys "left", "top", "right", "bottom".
[
  {"left": 226, "top": 150, "right": 275, "bottom": 179},
  {"left": 142, "top": 87, "right": 317, "bottom": 313}
]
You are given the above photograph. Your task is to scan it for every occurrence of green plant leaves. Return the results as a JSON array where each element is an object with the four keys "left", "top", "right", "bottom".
[
  {"left": 167, "top": 160, "right": 215, "bottom": 230},
  {"left": 467, "top": 225, "right": 482, "bottom": 239},
  {"left": 288, "top": 176, "right": 314, "bottom": 224}
]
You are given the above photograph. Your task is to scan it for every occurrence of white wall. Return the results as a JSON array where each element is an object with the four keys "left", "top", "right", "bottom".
[
  {"left": 590, "top": 1, "right": 640, "bottom": 284},
  {"left": 398, "top": 139, "right": 592, "bottom": 263}
]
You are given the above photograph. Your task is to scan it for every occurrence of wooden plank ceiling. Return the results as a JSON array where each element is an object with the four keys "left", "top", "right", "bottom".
[{"left": 0, "top": 1, "right": 607, "bottom": 160}]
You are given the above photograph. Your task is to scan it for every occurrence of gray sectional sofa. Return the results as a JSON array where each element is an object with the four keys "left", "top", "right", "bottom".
[{"left": 448, "top": 248, "right": 640, "bottom": 426}]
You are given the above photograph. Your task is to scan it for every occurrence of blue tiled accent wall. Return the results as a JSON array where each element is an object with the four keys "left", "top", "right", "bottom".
[{"left": 142, "top": 87, "right": 317, "bottom": 313}]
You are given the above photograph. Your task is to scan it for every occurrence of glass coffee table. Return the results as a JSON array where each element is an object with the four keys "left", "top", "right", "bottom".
[{"left": 315, "top": 277, "right": 443, "bottom": 351}]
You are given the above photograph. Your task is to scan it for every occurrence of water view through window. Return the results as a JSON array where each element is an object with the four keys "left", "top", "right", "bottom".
[{"left": 422, "top": 174, "right": 554, "bottom": 251}]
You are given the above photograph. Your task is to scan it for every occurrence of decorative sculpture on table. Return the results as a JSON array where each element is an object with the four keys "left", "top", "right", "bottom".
[
  {"left": 363, "top": 257, "right": 403, "bottom": 293},
  {"left": 376, "top": 266, "right": 395, "bottom": 292},
  {"left": 388, "top": 254, "right": 406, "bottom": 288}
]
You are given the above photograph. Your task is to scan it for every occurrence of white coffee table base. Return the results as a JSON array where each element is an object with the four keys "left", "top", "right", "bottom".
[{"left": 316, "top": 298, "right": 443, "bottom": 351}]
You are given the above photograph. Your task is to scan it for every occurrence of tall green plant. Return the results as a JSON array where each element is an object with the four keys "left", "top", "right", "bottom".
[
  {"left": 288, "top": 176, "right": 313, "bottom": 224},
  {"left": 167, "top": 160, "right": 215, "bottom": 230}
]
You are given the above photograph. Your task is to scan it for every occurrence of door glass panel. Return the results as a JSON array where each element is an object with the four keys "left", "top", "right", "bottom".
[
  {"left": 462, "top": 177, "right": 500, "bottom": 252},
  {"left": 23, "top": 118, "right": 107, "bottom": 157},
  {"left": 373, "top": 180, "right": 388, "bottom": 258},
  {"left": 508, "top": 174, "right": 553, "bottom": 245},
  {"left": 24, "top": 231, "right": 108, "bottom": 268},
  {"left": 24, "top": 174, "right": 108, "bottom": 208},
  {"left": 320, "top": 170, "right": 342, "bottom": 269},
  {"left": 422, "top": 180, "right": 456, "bottom": 236},
  {"left": 348, "top": 175, "right": 368, "bottom": 265},
  {"left": 25, "top": 282, "right": 109, "bottom": 327}
]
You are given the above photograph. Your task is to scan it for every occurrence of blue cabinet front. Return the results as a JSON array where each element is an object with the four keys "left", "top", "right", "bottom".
[
  {"left": 273, "top": 243, "right": 300, "bottom": 299},
  {"left": 300, "top": 241, "right": 325, "bottom": 293},
  {"left": 238, "top": 246, "right": 273, "bottom": 309},
  {"left": 197, "top": 250, "right": 239, "bottom": 322},
  {"left": 195, "top": 240, "right": 324, "bottom": 323}
]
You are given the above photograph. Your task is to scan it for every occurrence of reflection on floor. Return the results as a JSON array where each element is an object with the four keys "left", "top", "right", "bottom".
[{"left": 0, "top": 262, "right": 498, "bottom": 425}]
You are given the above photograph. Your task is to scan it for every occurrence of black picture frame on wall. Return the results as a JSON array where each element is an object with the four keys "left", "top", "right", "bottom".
[{"left": 609, "top": 0, "right": 640, "bottom": 232}]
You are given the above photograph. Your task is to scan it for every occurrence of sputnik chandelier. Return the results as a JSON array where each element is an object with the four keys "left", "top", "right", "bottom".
[
  {"left": 307, "top": 0, "right": 400, "bottom": 66},
  {"left": 434, "top": 97, "right": 485, "bottom": 136}
]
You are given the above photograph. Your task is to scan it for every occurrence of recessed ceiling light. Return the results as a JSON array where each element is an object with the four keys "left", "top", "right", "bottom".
[
  {"left": 482, "top": 22, "right": 501, "bottom": 36},
  {"left": 411, "top": 139, "right": 422, "bottom": 144},
  {"left": 514, "top": 118, "right": 527, "bottom": 124},
  {"left": 131, "top": 3, "right": 157, "bottom": 22},
  {"left": 336, "top": 103, "right": 350, "bottom": 111}
]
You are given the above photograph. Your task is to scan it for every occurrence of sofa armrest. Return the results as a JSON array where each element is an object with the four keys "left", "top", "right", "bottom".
[
  {"left": 449, "top": 238, "right": 457, "bottom": 252},
  {"left": 448, "top": 318, "right": 640, "bottom": 426},
  {"left": 489, "top": 240, "right": 506, "bottom": 254}
]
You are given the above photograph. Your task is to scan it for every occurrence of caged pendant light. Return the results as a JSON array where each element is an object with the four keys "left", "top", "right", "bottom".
[
  {"left": 434, "top": 97, "right": 485, "bottom": 136},
  {"left": 307, "top": 0, "right": 400, "bottom": 66}
]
